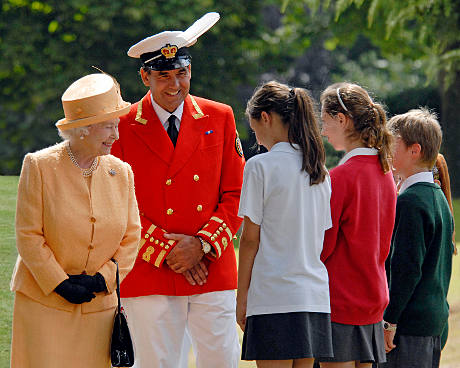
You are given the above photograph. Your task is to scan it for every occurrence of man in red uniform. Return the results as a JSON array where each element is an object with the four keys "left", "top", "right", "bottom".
[{"left": 111, "top": 12, "right": 245, "bottom": 368}]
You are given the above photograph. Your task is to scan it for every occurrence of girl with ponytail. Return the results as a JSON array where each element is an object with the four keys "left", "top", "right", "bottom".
[
  {"left": 237, "top": 81, "right": 334, "bottom": 367},
  {"left": 318, "top": 82, "right": 397, "bottom": 368}
]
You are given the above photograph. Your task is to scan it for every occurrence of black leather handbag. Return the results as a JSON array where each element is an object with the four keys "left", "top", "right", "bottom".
[{"left": 110, "top": 259, "right": 135, "bottom": 367}]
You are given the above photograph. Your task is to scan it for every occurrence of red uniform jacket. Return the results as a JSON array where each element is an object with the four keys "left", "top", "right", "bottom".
[{"left": 111, "top": 91, "right": 245, "bottom": 296}]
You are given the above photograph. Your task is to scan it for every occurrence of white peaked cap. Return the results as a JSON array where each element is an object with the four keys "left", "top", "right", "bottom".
[{"left": 127, "top": 12, "right": 220, "bottom": 58}]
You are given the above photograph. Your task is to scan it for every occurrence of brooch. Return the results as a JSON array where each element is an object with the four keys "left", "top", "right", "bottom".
[{"left": 109, "top": 169, "right": 116, "bottom": 176}]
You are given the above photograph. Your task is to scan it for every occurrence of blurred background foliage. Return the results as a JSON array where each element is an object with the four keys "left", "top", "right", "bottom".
[{"left": 1, "top": 0, "right": 459, "bottom": 193}]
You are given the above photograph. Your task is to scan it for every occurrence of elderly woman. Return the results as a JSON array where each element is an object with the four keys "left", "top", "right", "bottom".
[{"left": 10, "top": 73, "right": 141, "bottom": 367}]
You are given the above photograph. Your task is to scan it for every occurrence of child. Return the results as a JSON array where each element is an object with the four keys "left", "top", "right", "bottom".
[
  {"left": 237, "top": 81, "right": 333, "bottom": 367},
  {"left": 380, "top": 109, "right": 454, "bottom": 368},
  {"left": 318, "top": 82, "right": 396, "bottom": 368}
]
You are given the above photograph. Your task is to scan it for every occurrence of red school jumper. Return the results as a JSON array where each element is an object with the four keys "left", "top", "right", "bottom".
[{"left": 321, "top": 155, "right": 396, "bottom": 325}]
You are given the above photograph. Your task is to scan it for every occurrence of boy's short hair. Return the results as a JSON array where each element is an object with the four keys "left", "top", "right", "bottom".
[{"left": 388, "top": 108, "right": 442, "bottom": 168}]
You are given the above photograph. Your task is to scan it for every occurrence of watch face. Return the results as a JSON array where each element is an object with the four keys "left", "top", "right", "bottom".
[{"left": 203, "top": 242, "right": 211, "bottom": 254}]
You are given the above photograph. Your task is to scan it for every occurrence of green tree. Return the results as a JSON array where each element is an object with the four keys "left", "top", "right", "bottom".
[
  {"left": 0, "top": 0, "right": 265, "bottom": 174},
  {"left": 278, "top": 0, "right": 460, "bottom": 194}
]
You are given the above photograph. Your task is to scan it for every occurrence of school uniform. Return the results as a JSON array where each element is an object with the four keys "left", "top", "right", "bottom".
[
  {"left": 320, "top": 148, "right": 397, "bottom": 364},
  {"left": 10, "top": 142, "right": 141, "bottom": 367},
  {"left": 379, "top": 172, "right": 454, "bottom": 368},
  {"left": 238, "top": 142, "right": 333, "bottom": 360}
]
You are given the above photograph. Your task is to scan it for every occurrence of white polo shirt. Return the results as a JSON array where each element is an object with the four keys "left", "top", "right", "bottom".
[{"left": 238, "top": 142, "right": 332, "bottom": 316}]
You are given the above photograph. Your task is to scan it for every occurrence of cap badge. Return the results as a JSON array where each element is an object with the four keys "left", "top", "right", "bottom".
[{"left": 161, "top": 44, "right": 178, "bottom": 59}]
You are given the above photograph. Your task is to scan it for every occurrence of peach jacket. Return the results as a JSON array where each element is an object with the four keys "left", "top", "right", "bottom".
[{"left": 11, "top": 142, "right": 141, "bottom": 313}]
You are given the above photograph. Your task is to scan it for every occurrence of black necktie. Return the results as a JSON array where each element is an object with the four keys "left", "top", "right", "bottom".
[{"left": 167, "top": 115, "right": 178, "bottom": 147}]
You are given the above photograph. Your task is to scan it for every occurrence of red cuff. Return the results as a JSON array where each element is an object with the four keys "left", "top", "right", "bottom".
[
  {"left": 139, "top": 224, "right": 177, "bottom": 267},
  {"left": 196, "top": 216, "right": 233, "bottom": 259}
]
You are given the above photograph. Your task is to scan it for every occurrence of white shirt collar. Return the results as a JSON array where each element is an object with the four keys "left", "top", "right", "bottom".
[
  {"left": 338, "top": 147, "right": 378, "bottom": 166},
  {"left": 270, "top": 142, "right": 300, "bottom": 153},
  {"left": 150, "top": 94, "right": 184, "bottom": 130},
  {"left": 399, "top": 171, "right": 434, "bottom": 194}
]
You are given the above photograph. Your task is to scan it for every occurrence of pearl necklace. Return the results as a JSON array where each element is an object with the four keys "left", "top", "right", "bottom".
[{"left": 66, "top": 142, "right": 99, "bottom": 177}]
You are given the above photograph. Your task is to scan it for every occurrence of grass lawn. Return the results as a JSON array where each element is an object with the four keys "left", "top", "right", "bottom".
[{"left": 0, "top": 176, "right": 459, "bottom": 367}]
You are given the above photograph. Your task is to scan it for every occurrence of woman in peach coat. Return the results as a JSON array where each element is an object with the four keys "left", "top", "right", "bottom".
[{"left": 10, "top": 73, "right": 141, "bottom": 367}]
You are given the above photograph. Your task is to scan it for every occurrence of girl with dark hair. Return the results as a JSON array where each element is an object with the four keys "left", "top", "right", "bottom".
[
  {"left": 237, "top": 81, "right": 333, "bottom": 367},
  {"left": 318, "top": 82, "right": 397, "bottom": 368}
]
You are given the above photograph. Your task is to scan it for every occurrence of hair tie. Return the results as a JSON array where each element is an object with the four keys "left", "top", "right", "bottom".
[{"left": 336, "top": 88, "right": 348, "bottom": 112}]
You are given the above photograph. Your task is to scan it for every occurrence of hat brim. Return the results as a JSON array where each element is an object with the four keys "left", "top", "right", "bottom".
[{"left": 56, "top": 102, "right": 131, "bottom": 131}]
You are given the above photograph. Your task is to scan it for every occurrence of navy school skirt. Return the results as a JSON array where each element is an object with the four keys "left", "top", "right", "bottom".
[
  {"left": 241, "top": 311, "right": 333, "bottom": 361},
  {"left": 317, "top": 321, "right": 386, "bottom": 364}
]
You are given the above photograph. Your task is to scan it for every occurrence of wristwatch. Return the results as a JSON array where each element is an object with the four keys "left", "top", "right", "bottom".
[
  {"left": 383, "top": 321, "right": 397, "bottom": 331},
  {"left": 197, "top": 236, "right": 212, "bottom": 254}
]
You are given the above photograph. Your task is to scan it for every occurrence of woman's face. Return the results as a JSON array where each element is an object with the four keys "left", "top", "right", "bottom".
[
  {"left": 85, "top": 119, "right": 119, "bottom": 156},
  {"left": 320, "top": 109, "right": 347, "bottom": 151}
]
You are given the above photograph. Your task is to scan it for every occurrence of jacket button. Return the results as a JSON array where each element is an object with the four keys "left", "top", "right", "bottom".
[
  {"left": 166, "top": 179, "right": 172, "bottom": 186},
  {"left": 167, "top": 208, "right": 174, "bottom": 215},
  {"left": 90, "top": 217, "right": 96, "bottom": 223},
  {"left": 197, "top": 205, "right": 202, "bottom": 212},
  {"left": 193, "top": 174, "right": 199, "bottom": 182},
  {"left": 88, "top": 245, "right": 94, "bottom": 249}
]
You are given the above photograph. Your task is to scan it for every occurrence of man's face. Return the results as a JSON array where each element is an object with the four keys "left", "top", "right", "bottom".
[{"left": 141, "top": 66, "right": 191, "bottom": 113}]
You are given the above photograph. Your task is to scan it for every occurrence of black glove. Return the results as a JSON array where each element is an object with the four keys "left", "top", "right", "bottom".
[
  {"left": 67, "top": 272, "right": 107, "bottom": 293},
  {"left": 55, "top": 279, "right": 95, "bottom": 304}
]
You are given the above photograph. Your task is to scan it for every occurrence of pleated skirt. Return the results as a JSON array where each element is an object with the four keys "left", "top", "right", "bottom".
[
  {"left": 242, "top": 311, "right": 333, "bottom": 361},
  {"left": 317, "top": 321, "right": 386, "bottom": 364},
  {"left": 11, "top": 292, "right": 115, "bottom": 368}
]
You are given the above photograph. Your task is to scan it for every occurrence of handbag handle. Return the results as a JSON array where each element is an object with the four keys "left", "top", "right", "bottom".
[{"left": 111, "top": 258, "right": 121, "bottom": 314}]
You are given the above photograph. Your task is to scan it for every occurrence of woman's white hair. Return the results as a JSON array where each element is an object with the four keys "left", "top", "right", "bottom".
[{"left": 58, "top": 126, "right": 91, "bottom": 141}]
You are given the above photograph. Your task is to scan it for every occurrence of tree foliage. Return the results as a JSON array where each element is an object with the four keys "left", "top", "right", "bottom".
[
  {"left": 277, "top": 0, "right": 460, "bottom": 193},
  {"left": 0, "top": 0, "right": 265, "bottom": 174}
]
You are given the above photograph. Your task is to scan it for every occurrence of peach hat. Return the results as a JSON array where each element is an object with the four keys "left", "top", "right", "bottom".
[{"left": 56, "top": 73, "right": 131, "bottom": 131}]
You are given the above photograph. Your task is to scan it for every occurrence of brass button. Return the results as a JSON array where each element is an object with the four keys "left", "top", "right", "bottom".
[
  {"left": 193, "top": 174, "right": 199, "bottom": 182},
  {"left": 211, "top": 236, "right": 216, "bottom": 242},
  {"left": 166, "top": 179, "right": 172, "bottom": 186},
  {"left": 216, "top": 230, "right": 221, "bottom": 235},
  {"left": 222, "top": 223, "right": 227, "bottom": 229},
  {"left": 219, "top": 226, "right": 223, "bottom": 231},
  {"left": 88, "top": 245, "right": 94, "bottom": 249},
  {"left": 165, "top": 245, "right": 170, "bottom": 249},
  {"left": 149, "top": 237, "right": 154, "bottom": 242},
  {"left": 167, "top": 208, "right": 174, "bottom": 215},
  {"left": 144, "top": 234, "right": 149, "bottom": 239},
  {"left": 197, "top": 205, "right": 203, "bottom": 212},
  {"left": 154, "top": 239, "right": 159, "bottom": 245},
  {"left": 160, "top": 242, "right": 164, "bottom": 247},
  {"left": 90, "top": 217, "right": 96, "bottom": 223}
]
